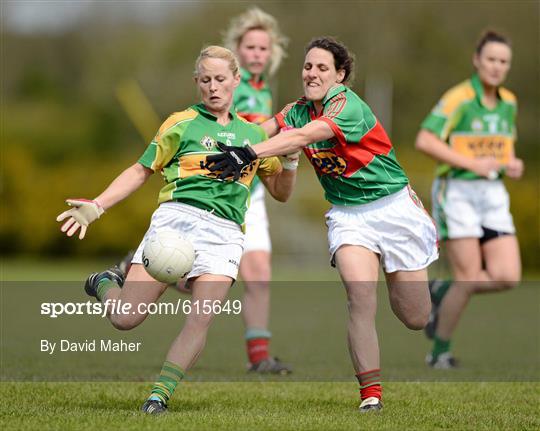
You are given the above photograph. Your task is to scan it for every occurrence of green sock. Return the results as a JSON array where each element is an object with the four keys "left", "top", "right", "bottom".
[
  {"left": 432, "top": 335, "right": 451, "bottom": 359},
  {"left": 148, "top": 360, "right": 185, "bottom": 405},
  {"left": 430, "top": 280, "right": 452, "bottom": 306},
  {"left": 96, "top": 278, "right": 118, "bottom": 302}
]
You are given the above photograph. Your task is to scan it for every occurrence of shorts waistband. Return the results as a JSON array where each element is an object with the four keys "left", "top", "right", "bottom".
[
  {"left": 160, "top": 202, "right": 241, "bottom": 231},
  {"left": 331, "top": 186, "right": 409, "bottom": 213}
]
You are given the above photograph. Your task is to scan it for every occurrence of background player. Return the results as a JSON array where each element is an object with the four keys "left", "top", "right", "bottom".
[
  {"left": 57, "top": 46, "right": 297, "bottom": 414},
  {"left": 206, "top": 37, "right": 438, "bottom": 412},
  {"left": 415, "top": 30, "right": 523, "bottom": 368},
  {"left": 223, "top": 7, "right": 291, "bottom": 374}
]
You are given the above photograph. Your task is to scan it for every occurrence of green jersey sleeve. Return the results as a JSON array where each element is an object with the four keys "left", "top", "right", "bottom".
[
  {"left": 138, "top": 110, "right": 196, "bottom": 171},
  {"left": 421, "top": 80, "right": 475, "bottom": 141}
]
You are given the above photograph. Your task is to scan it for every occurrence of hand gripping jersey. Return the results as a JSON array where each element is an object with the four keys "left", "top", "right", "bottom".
[
  {"left": 138, "top": 103, "right": 282, "bottom": 225},
  {"left": 274, "top": 85, "right": 409, "bottom": 205},
  {"left": 421, "top": 73, "right": 517, "bottom": 180}
]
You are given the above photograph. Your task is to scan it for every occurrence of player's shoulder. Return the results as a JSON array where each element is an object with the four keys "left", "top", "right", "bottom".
[
  {"left": 436, "top": 79, "right": 476, "bottom": 116},
  {"left": 235, "top": 115, "right": 267, "bottom": 141},
  {"left": 158, "top": 108, "right": 199, "bottom": 133},
  {"left": 498, "top": 86, "right": 517, "bottom": 105},
  {"left": 288, "top": 96, "right": 310, "bottom": 110}
]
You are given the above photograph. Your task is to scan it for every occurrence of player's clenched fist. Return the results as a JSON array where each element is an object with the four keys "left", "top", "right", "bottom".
[{"left": 56, "top": 198, "right": 104, "bottom": 239}]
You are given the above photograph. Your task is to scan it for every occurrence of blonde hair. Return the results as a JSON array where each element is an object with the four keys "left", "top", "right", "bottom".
[
  {"left": 194, "top": 45, "right": 240, "bottom": 77},
  {"left": 223, "top": 7, "right": 288, "bottom": 76}
]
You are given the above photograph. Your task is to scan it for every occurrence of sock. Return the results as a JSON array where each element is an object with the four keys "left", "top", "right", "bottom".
[
  {"left": 430, "top": 279, "right": 452, "bottom": 306},
  {"left": 356, "top": 369, "right": 382, "bottom": 400},
  {"left": 245, "top": 328, "right": 271, "bottom": 364},
  {"left": 96, "top": 278, "right": 118, "bottom": 302},
  {"left": 148, "top": 360, "right": 185, "bottom": 405},
  {"left": 432, "top": 335, "right": 451, "bottom": 359}
]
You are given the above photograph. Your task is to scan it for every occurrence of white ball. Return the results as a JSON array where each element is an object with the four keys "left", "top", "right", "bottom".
[{"left": 142, "top": 230, "right": 195, "bottom": 284}]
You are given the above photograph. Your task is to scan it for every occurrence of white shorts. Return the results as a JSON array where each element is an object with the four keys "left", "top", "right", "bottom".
[
  {"left": 432, "top": 178, "right": 515, "bottom": 240},
  {"left": 326, "top": 186, "right": 439, "bottom": 273},
  {"left": 243, "top": 182, "right": 271, "bottom": 254},
  {"left": 132, "top": 202, "right": 244, "bottom": 280}
]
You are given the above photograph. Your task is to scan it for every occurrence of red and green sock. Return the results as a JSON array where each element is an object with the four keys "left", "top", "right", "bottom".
[
  {"left": 246, "top": 328, "right": 271, "bottom": 364},
  {"left": 356, "top": 368, "right": 382, "bottom": 400}
]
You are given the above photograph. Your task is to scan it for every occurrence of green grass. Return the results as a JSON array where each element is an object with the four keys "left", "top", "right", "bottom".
[
  {"left": 1, "top": 382, "right": 539, "bottom": 430},
  {"left": 1, "top": 258, "right": 539, "bottom": 429}
]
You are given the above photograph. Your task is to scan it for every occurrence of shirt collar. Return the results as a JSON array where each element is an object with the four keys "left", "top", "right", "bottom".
[
  {"left": 322, "top": 84, "right": 347, "bottom": 105},
  {"left": 471, "top": 73, "right": 502, "bottom": 106},
  {"left": 194, "top": 103, "right": 236, "bottom": 121},
  {"left": 241, "top": 67, "right": 267, "bottom": 89}
]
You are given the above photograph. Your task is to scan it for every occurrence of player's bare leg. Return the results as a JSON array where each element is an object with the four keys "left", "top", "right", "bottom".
[
  {"left": 385, "top": 268, "right": 430, "bottom": 331},
  {"left": 239, "top": 250, "right": 291, "bottom": 373},
  {"left": 240, "top": 251, "right": 271, "bottom": 333},
  {"left": 430, "top": 236, "right": 520, "bottom": 367},
  {"left": 86, "top": 263, "right": 168, "bottom": 330},
  {"left": 165, "top": 274, "right": 232, "bottom": 370},
  {"left": 142, "top": 274, "right": 232, "bottom": 414},
  {"left": 335, "top": 245, "right": 382, "bottom": 411}
]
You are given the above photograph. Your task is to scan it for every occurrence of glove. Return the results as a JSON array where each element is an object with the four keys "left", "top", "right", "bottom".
[
  {"left": 56, "top": 199, "right": 104, "bottom": 239},
  {"left": 205, "top": 141, "right": 258, "bottom": 181}
]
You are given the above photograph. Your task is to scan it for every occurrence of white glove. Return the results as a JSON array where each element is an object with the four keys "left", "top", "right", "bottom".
[
  {"left": 281, "top": 152, "right": 301, "bottom": 170},
  {"left": 56, "top": 199, "right": 104, "bottom": 239}
]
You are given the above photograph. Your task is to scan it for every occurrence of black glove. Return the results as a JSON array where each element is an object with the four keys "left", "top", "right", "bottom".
[{"left": 205, "top": 141, "right": 258, "bottom": 181}]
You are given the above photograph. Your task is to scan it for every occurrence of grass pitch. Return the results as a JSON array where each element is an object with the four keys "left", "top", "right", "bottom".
[
  {"left": 1, "top": 258, "right": 539, "bottom": 430},
  {"left": 1, "top": 382, "right": 539, "bottom": 430}
]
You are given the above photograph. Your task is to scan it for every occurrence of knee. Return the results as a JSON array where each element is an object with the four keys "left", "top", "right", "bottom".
[
  {"left": 347, "top": 285, "right": 377, "bottom": 314},
  {"left": 110, "top": 314, "right": 141, "bottom": 331},
  {"left": 401, "top": 313, "right": 429, "bottom": 331},
  {"left": 490, "top": 275, "right": 520, "bottom": 291},
  {"left": 244, "top": 280, "right": 270, "bottom": 293},
  {"left": 186, "top": 312, "right": 214, "bottom": 331}
]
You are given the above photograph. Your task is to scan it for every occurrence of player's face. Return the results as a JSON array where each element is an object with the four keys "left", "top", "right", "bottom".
[
  {"left": 473, "top": 42, "right": 512, "bottom": 88},
  {"left": 237, "top": 29, "right": 272, "bottom": 77},
  {"left": 302, "top": 48, "right": 345, "bottom": 103},
  {"left": 196, "top": 58, "right": 240, "bottom": 114}
]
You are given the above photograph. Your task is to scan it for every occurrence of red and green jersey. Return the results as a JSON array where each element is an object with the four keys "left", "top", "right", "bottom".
[
  {"left": 138, "top": 103, "right": 282, "bottom": 225},
  {"left": 234, "top": 68, "right": 273, "bottom": 191},
  {"left": 274, "top": 85, "right": 408, "bottom": 205},
  {"left": 421, "top": 73, "right": 517, "bottom": 180},
  {"left": 234, "top": 68, "right": 273, "bottom": 125}
]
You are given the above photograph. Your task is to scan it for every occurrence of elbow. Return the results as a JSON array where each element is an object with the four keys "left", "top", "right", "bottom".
[
  {"left": 414, "top": 132, "right": 426, "bottom": 152},
  {"left": 274, "top": 192, "right": 290, "bottom": 203},
  {"left": 415, "top": 133, "right": 431, "bottom": 155}
]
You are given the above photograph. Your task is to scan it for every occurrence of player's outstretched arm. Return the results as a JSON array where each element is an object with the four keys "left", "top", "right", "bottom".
[
  {"left": 254, "top": 120, "right": 334, "bottom": 158},
  {"left": 415, "top": 129, "right": 500, "bottom": 179},
  {"left": 56, "top": 162, "right": 153, "bottom": 239}
]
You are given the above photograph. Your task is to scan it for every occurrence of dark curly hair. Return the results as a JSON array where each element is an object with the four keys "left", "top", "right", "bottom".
[
  {"left": 475, "top": 30, "right": 511, "bottom": 55},
  {"left": 305, "top": 37, "right": 355, "bottom": 85}
]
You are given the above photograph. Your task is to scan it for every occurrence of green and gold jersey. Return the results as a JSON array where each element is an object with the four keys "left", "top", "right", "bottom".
[
  {"left": 421, "top": 73, "right": 517, "bottom": 180},
  {"left": 138, "top": 103, "right": 282, "bottom": 225},
  {"left": 274, "top": 85, "right": 408, "bottom": 206}
]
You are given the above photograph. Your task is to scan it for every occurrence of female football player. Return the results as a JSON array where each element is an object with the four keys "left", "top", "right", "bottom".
[
  {"left": 223, "top": 7, "right": 291, "bottom": 373},
  {"left": 206, "top": 37, "right": 438, "bottom": 412},
  {"left": 56, "top": 46, "right": 298, "bottom": 414},
  {"left": 415, "top": 30, "right": 522, "bottom": 368}
]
